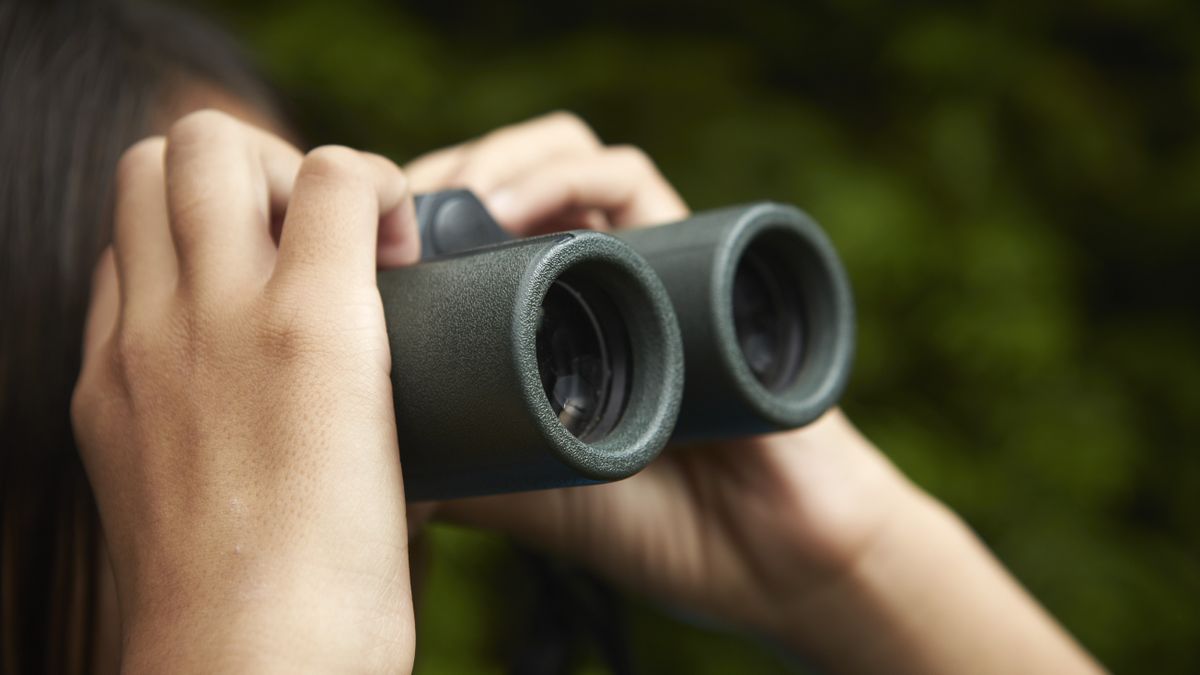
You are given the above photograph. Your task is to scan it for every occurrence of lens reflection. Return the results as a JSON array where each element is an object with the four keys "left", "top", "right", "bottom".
[
  {"left": 536, "top": 279, "right": 630, "bottom": 440},
  {"left": 732, "top": 247, "right": 805, "bottom": 391}
]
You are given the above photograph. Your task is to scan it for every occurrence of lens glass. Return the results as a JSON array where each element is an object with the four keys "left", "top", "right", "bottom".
[
  {"left": 732, "top": 246, "right": 805, "bottom": 391},
  {"left": 536, "top": 278, "right": 630, "bottom": 440}
]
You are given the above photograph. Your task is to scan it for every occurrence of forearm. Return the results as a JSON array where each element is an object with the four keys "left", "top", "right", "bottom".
[{"left": 775, "top": 484, "right": 1102, "bottom": 674}]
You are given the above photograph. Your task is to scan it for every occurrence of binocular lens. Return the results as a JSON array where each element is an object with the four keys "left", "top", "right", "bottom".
[
  {"left": 536, "top": 277, "right": 631, "bottom": 441},
  {"left": 732, "top": 246, "right": 805, "bottom": 392}
]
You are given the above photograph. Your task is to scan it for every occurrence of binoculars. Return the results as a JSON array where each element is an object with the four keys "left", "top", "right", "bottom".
[{"left": 378, "top": 191, "right": 855, "bottom": 500}]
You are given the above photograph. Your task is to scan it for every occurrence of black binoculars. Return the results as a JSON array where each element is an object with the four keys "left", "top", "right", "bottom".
[{"left": 378, "top": 191, "right": 855, "bottom": 500}]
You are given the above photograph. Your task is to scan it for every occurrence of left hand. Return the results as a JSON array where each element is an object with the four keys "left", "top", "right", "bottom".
[
  {"left": 405, "top": 112, "right": 915, "bottom": 639},
  {"left": 407, "top": 113, "right": 1104, "bottom": 675},
  {"left": 405, "top": 111, "right": 688, "bottom": 232}
]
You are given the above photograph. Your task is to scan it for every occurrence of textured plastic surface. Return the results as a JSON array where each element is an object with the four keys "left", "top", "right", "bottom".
[
  {"left": 617, "top": 203, "right": 856, "bottom": 440},
  {"left": 413, "top": 189, "right": 511, "bottom": 259},
  {"left": 378, "top": 231, "right": 683, "bottom": 500}
]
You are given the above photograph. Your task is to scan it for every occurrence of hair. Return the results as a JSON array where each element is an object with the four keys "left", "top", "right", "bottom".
[
  {"left": 0, "top": 1, "right": 280, "bottom": 670},
  {"left": 0, "top": 4, "right": 633, "bottom": 672}
]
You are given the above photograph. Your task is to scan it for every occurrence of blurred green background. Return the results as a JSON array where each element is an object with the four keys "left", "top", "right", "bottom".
[{"left": 184, "top": 0, "right": 1199, "bottom": 671}]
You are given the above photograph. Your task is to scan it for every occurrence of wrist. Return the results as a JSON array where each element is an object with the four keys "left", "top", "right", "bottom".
[
  {"left": 762, "top": 483, "right": 952, "bottom": 665},
  {"left": 754, "top": 460, "right": 936, "bottom": 641},
  {"left": 729, "top": 411, "right": 927, "bottom": 636},
  {"left": 768, "top": 483, "right": 1099, "bottom": 673}
]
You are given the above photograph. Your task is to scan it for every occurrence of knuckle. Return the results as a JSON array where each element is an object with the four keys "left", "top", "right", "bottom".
[
  {"left": 115, "top": 137, "right": 166, "bottom": 190},
  {"left": 257, "top": 286, "right": 381, "bottom": 370},
  {"left": 167, "top": 108, "right": 243, "bottom": 148},
  {"left": 69, "top": 361, "right": 119, "bottom": 442},
  {"left": 610, "top": 144, "right": 657, "bottom": 172},
  {"left": 362, "top": 151, "right": 402, "bottom": 174},
  {"left": 404, "top": 147, "right": 464, "bottom": 190},
  {"left": 257, "top": 296, "right": 329, "bottom": 364},
  {"left": 92, "top": 247, "right": 116, "bottom": 285},
  {"left": 113, "top": 326, "right": 156, "bottom": 378},
  {"left": 544, "top": 110, "right": 597, "bottom": 142},
  {"left": 302, "top": 144, "right": 368, "bottom": 182},
  {"left": 363, "top": 152, "right": 409, "bottom": 190},
  {"left": 69, "top": 375, "right": 97, "bottom": 435}
]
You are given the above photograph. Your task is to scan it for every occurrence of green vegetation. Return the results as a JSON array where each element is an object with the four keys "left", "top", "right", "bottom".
[{"left": 188, "top": 1, "right": 1200, "bottom": 671}]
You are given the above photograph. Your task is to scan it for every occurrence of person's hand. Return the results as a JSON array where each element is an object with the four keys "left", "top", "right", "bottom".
[
  {"left": 406, "top": 113, "right": 1103, "bottom": 675},
  {"left": 71, "top": 110, "right": 419, "bottom": 674},
  {"left": 405, "top": 111, "right": 914, "bottom": 633},
  {"left": 405, "top": 111, "right": 688, "bottom": 231}
]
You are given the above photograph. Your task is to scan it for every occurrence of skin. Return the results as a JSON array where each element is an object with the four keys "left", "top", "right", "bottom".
[
  {"left": 407, "top": 112, "right": 1106, "bottom": 674},
  {"left": 73, "top": 107, "right": 1103, "bottom": 672},
  {"left": 73, "top": 111, "right": 421, "bottom": 673}
]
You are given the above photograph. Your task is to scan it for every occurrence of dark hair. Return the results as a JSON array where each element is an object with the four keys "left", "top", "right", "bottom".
[{"left": 0, "top": 1, "right": 280, "bottom": 670}]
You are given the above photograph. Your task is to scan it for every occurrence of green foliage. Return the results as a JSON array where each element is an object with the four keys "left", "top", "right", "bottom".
[{"left": 184, "top": 0, "right": 1200, "bottom": 670}]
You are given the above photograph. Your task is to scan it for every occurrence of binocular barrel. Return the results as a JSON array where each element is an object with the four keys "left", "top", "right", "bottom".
[
  {"left": 378, "top": 226, "right": 683, "bottom": 501},
  {"left": 616, "top": 204, "right": 855, "bottom": 440},
  {"left": 383, "top": 190, "right": 855, "bottom": 500}
]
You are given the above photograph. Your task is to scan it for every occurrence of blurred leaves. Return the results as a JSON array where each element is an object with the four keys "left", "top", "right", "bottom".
[{"left": 186, "top": 0, "right": 1200, "bottom": 671}]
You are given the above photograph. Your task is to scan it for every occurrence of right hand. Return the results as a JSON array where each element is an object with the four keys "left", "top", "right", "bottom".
[{"left": 72, "top": 110, "right": 420, "bottom": 673}]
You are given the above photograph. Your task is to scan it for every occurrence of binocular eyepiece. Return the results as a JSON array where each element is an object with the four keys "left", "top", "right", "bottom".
[
  {"left": 378, "top": 191, "right": 854, "bottom": 500},
  {"left": 617, "top": 202, "right": 855, "bottom": 440}
]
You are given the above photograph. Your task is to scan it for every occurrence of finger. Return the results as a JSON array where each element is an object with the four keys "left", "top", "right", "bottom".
[
  {"left": 508, "top": 206, "right": 612, "bottom": 239},
  {"left": 112, "top": 137, "right": 174, "bottom": 307},
  {"left": 273, "top": 146, "right": 410, "bottom": 290},
  {"left": 446, "top": 112, "right": 602, "bottom": 195},
  {"left": 482, "top": 145, "right": 689, "bottom": 234},
  {"left": 82, "top": 248, "right": 120, "bottom": 358},
  {"left": 539, "top": 207, "right": 611, "bottom": 235},
  {"left": 438, "top": 465, "right": 678, "bottom": 579},
  {"left": 164, "top": 110, "right": 302, "bottom": 292},
  {"left": 404, "top": 111, "right": 601, "bottom": 198},
  {"left": 438, "top": 489, "right": 577, "bottom": 559},
  {"left": 363, "top": 153, "right": 420, "bottom": 268},
  {"left": 404, "top": 146, "right": 465, "bottom": 192}
]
